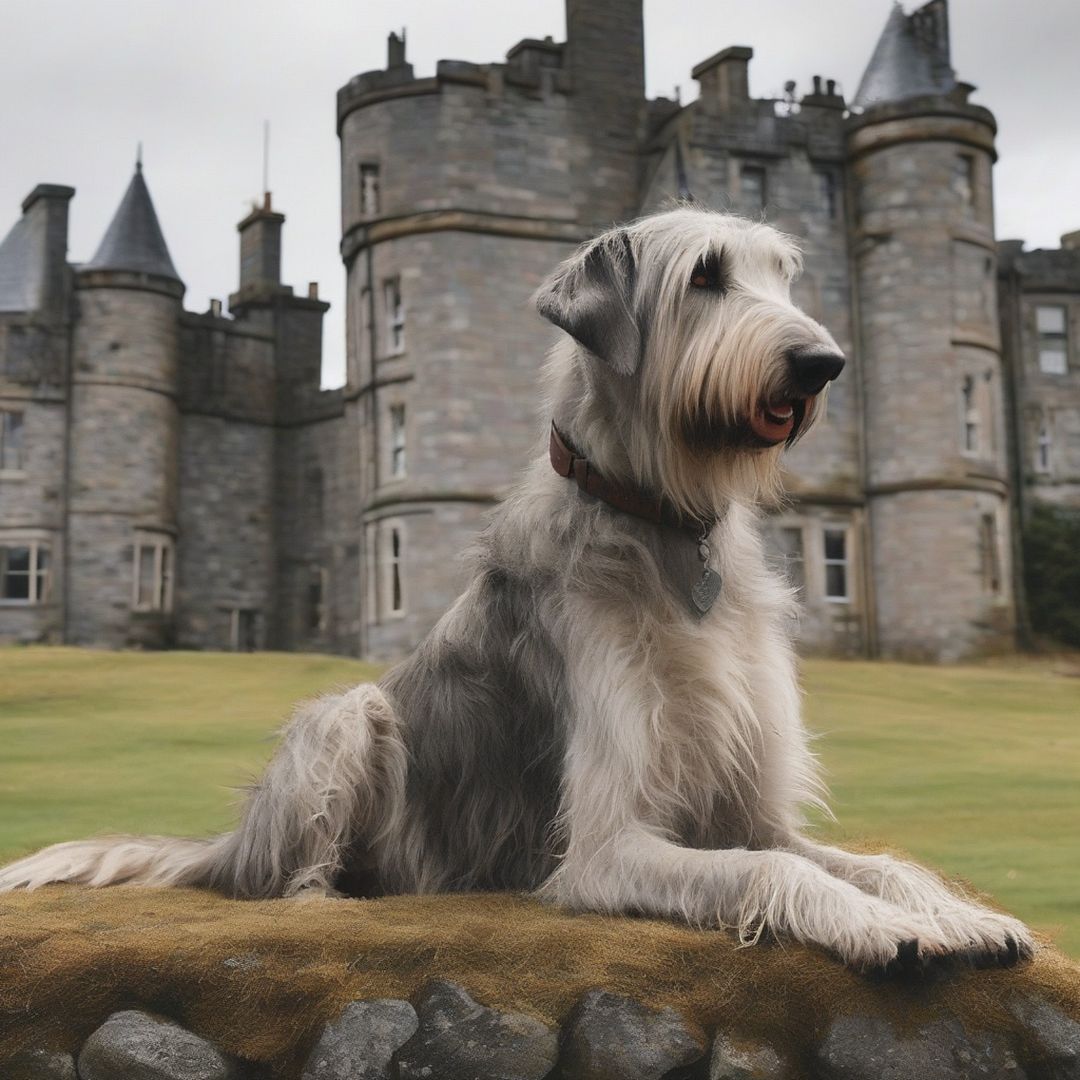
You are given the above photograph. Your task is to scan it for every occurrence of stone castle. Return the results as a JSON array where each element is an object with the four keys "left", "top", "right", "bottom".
[{"left": 1, "top": 0, "right": 1077, "bottom": 661}]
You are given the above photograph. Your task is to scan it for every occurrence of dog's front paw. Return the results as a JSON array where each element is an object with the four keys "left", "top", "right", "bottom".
[{"left": 931, "top": 907, "right": 1036, "bottom": 969}]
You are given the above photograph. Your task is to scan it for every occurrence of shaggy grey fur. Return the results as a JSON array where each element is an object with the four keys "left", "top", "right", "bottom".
[{"left": 0, "top": 207, "right": 1035, "bottom": 972}]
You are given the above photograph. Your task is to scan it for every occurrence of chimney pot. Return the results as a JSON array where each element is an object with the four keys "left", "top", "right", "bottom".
[
  {"left": 812, "top": 75, "right": 822, "bottom": 94},
  {"left": 210, "top": 298, "right": 222, "bottom": 316},
  {"left": 308, "top": 282, "right": 319, "bottom": 299}
]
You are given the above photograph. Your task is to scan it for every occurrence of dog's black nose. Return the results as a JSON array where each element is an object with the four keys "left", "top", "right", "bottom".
[{"left": 787, "top": 346, "right": 845, "bottom": 397}]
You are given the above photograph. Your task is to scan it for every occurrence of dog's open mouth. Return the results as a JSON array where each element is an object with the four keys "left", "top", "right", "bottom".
[{"left": 750, "top": 397, "right": 810, "bottom": 445}]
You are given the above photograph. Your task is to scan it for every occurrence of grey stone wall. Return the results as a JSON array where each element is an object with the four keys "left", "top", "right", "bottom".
[
  {"left": 176, "top": 414, "right": 275, "bottom": 650},
  {"left": 66, "top": 275, "right": 182, "bottom": 647}
]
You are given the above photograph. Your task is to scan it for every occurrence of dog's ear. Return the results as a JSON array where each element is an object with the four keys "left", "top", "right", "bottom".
[{"left": 534, "top": 230, "right": 641, "bottom": 375}]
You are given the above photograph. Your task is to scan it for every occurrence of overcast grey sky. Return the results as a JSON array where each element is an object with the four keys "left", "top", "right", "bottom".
[{"left": 3, "top": 1, "right": 1077, "bottom": 387}]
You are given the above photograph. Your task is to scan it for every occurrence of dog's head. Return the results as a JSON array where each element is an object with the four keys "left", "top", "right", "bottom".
[{"left": 535, "top": 207, "right": 844, "bottom": 512}]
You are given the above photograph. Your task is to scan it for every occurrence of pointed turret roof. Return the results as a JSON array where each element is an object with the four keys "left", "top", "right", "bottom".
[
  {"left": 0, "top": 213, "right": 40, "bottom": 313},
  {"left": 853, "top": 1, "right": 956, "bottom": 109},
  {"left": 84, "top": 162, "right": 180, "bottom": 281}
]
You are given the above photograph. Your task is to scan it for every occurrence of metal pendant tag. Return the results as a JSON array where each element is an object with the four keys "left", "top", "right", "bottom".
[{"left": 691, "top": 567, "right": 722, "bottom": 615}]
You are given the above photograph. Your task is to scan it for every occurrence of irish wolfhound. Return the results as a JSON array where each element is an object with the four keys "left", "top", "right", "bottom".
[{"left": 0, "top": 207, "right": 1033, "bottom": 970}]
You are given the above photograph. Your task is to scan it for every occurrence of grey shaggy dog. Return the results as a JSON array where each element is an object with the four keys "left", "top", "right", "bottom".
[{"left": 0, "top": 207, "right": 1034, "bottom": 971}]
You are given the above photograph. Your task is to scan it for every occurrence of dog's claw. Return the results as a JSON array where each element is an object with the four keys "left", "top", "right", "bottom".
[{"left": 896, "top": 938, "right": 920, "bottom": 970}]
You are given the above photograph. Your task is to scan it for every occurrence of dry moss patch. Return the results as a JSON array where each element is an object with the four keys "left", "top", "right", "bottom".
[{"left": 1, "top": 887, "right": 1079, "bottom": 1077}]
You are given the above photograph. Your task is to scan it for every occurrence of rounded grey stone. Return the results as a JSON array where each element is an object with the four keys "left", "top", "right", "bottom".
[
  {"left": 302, "top": 999, "right": 419, "bottom": 1080},
  {"left": 815, "top": 1015, "right": 1026, "bottom": 1080},
  {"left": 77, "top": 1010, "right": 233, "bottom": 1080},
  {"left": 394, "top": 979, "right": 558, "bottom": 1080},
  {"left": 710, "top": 1033, "right": 788, "bottom": 1079},
  {"left": 2, "top": 1049, "right": 78, "bottom": 1080},
  {"left": 1008, "top": 998, "right": 1080, "bottom": 1078},
  {"left": 559, "top": 989, "right": 706, "bottom": 1080}
]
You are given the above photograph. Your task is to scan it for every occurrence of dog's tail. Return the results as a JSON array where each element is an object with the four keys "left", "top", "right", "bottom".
[
  {"left": 0, "top": 683, "right": 407, "bottom": 899},
  {"left": 0, "top": 833, "right": 230, "bottom": 893}
]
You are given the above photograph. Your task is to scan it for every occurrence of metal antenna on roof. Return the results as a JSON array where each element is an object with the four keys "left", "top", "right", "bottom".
[{"left": 262, "top": 121, "right": 270, "bottom": 200}]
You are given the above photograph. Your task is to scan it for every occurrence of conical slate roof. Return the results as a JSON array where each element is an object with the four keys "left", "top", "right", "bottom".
[
  {"left": 853, "top": 1, "right": 956, "bottom": 109},
  {"left": 84, "top": 163, "right": 180, "bottom": 281},
  {"left": 0, "top": 213, "right": 41, "bottom": 313}
]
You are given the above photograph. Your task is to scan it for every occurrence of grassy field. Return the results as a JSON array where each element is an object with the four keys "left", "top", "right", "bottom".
[{"left": 1, "top": 647, "right": 1077, "bottom": 954}]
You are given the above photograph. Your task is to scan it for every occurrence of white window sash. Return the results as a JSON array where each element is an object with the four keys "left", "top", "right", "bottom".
[{"left": 0, "top": 540, "right": 50, "bottom": 604}]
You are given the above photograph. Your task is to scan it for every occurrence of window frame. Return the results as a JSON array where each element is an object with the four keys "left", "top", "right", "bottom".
[
  {"left": 0, "top": 538, "right": 51, "bottom": 605},
  {"left": 132, "top": 531, "right": 174, "bottom": 614},
  {"left": 389, "top": 402, "right": 407, "bottom": 480},
  {"left": 380, "top": 518, "right": 406, "bottom": 619},
  {"left": 960, "top": 374, "right": 980, "bottom": 456},
  {"left": 1036, "top": 304, "right": 1069, "bottom": 375},
  {"left": 822, "top": 526, "right": 850, "bottom": 604},
  {"left": 360, "top": 162, "right": 380, "bottom": 218},
  {"left": 383, "top": 276, "right": 405, "bottom": 357},
  {"left": 980, "top": 512, "right": 1003, "bottom": 595}
]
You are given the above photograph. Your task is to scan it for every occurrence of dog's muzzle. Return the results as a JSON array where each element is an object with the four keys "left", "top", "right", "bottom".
[{"left": 750, "top": 346, "right": 846, "bottom": 445}]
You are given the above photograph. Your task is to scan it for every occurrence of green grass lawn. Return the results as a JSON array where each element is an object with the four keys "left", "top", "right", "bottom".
[{"left": 1, "top": 647, "right": 1077, "bottom": 954}]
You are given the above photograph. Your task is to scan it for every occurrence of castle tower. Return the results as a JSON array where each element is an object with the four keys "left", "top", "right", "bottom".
[
  {"left": 67, "top": 161, "right": 184, "bottom": 646},
  {"left": 338, "top": 3, "right": 649, "bottom": 658},
  {"left": 849, "top": 0, "right": 1014, "bottom": 658},
  {"left": 0, "top": 184, "right": 75, "bottom": 644}
]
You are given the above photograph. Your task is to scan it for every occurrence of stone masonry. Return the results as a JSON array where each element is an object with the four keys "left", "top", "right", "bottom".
[{"left": 1, "top": 0, "right": 1078, "bottom": 659}]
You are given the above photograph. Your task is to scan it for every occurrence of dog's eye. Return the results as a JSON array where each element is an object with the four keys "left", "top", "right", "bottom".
[{"left": 689, "top": 253, "right": 724, "bottom": 292}]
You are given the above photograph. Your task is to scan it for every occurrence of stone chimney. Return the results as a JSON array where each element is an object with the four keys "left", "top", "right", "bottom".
[
  {"left": 692, "top": 46, "right": 753, "bottom": 110},
  {"left": 19, "top": 184, "right": 75, "bottom": 316},
  {"left": 237, "top": 192, "right": 285, "bottom": 292}
]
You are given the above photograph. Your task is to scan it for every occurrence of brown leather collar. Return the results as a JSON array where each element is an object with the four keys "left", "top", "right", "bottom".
[{"left": 549, "top": 422, "right": 712, "bottom": 537}]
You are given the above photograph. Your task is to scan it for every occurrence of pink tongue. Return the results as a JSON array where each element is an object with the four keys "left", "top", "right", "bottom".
[{"left": 751, "top": 407, "right": 795, "bottom": 443}]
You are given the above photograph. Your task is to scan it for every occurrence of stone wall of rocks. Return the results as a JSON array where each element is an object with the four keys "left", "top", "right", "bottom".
[{"left": 7, "top": 979, "right": 1079, "bottom": 1080}]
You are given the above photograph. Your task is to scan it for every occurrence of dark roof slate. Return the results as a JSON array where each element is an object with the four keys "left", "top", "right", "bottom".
[
  {"left": 84, "top": 164, "right": 180, "bottom": 281},
  {"left": 854, "top": 2, "right": 956, "bottom": 109},
  {"left": 0, "top": 213, "right": 41, "bottom": 313}
]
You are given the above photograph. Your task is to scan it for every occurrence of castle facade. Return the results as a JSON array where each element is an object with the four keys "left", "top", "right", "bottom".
[{"left": 2, "top": 0, "right": 1078, "bottom": 661}]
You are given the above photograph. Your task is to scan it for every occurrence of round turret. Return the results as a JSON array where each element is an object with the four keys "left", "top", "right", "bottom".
[
  {"left": 67, "top": 164, "right": 183, "bottom": 647},
  {"left": 848, "top": 90, "right": 1013, "bottom": 658}
]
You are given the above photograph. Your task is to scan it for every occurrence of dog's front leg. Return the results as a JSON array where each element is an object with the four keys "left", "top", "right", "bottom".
[
  {"left": 542, "top": 825, "right": 937, "bottom": 970},
  {"left": 775, "top": 834, "right": 1034, "bottom": 964}
]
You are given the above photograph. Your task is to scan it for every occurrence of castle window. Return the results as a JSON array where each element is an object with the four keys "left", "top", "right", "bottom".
[
  {"left": 133, "top": 532, "right": 174, "bottom": 613},
  {"left": 1036, "top": 305, "right": 1068, "bottom": 374},
  {"left": 953, "top": 154, "right": 976, "bottom": 214},
  {"left": 980, "top": 513, "right": 1002, "bottom": 594},
  {"left": 815, "top": 169, "right": 838, "bottom": 220},
  {"left": 740, "top": 165, "right": 766, "bottom": 211},
  {"left": 360, "top": 163, "right": 380, "bottom": 217},
  {"left": 384, "top": 277, "right": 405, "bottom": 356},
  {"left": 1036, "top": 423, "right": 1052, "bottom": 473},
  {"left": 823, "top": 527, "right": 849, "bottom": 602},
  {"left": 389, "top": 403, "right": 407, "bottom": 479},
  {"left": 0, "top": 541, "right": 50, "bottom": 604},
  {"left": 229, "top": 609, "right": 258, "bottom": 652},
  {"left": 961, "top": 375, "right": 980, "bottom": 454},
  {"left": 364, "top": 522, "right": 378, "bottom": 624},
  {"left": 308, "top": 566, "right": 329, "bottom": 635},
  {"left": 380, "top": 520, "right": 406, "bottom": 617},
  {"left": 0, "top": 409, "right": 24, "bottom": 473}
]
